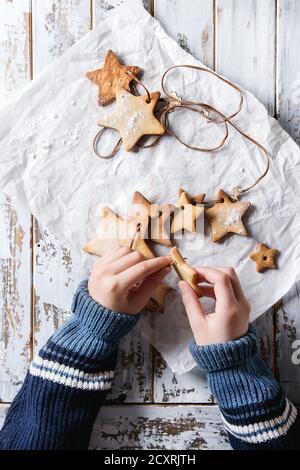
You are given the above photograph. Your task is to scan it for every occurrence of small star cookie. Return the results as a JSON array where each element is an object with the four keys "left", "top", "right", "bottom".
[
  {"left": 205, "top": 189, "right": 251, "bottom": 242},
  {"left": 97, "top": 86, "right": 165, "bottom": 151},
  {"left": 83, "top": 206, "right": 153, "bottom": 259},
  {"left": 86, "top": 49, "right": 141, "bottom": 106},
  {"left": 145, "top": 284, "right": 173, "bottom": 313},
  {"left": 250, "top": 243, "right": 279, "bottom": 273},
  {"left": 170, "top": 247, "right": 201, "bottom": 296},
  {"left": 171, "top": 188, "right": 205, "bottom": 234},
  {"left": 132, "top": 191, "right": 173, "bottom": 246}
]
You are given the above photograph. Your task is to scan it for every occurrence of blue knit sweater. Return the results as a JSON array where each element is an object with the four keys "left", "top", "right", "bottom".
[{"left": 0, "top": 281, "right": 299, "bottom": 450}]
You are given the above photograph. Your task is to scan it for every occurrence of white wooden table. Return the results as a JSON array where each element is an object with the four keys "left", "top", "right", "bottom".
[{"left": 0, "top": 0, "right": 299, "bottom": 450}]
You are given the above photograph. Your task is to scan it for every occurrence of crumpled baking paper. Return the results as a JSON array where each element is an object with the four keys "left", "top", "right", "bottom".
[{"left": 1, "top": 0, "right": 300, "bottom": 373}]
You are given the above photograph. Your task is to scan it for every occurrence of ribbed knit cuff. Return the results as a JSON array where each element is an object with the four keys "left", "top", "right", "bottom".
[
  {"left": 71, "top": 280, "right": 139, "bottom": 343},
  {"left": 189, "top": 325, "right": 258, "bottom": 372}
]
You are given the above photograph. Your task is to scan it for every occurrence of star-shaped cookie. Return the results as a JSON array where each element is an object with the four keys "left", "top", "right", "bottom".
[
  {"left": 171, "top": 188, "right": 205, "bottom": 234},
  {"left": 250, "top": 243, "right": 279, "bottom": 273},
  {"left": 83, "top": 206, "right": 153, "bottom": 259},
  {"left": 145, "top": 284, "right": 173, "bottom": 313},
  {"left": 170, "top": 247, "right": 201, "bottom": 296},
  {"left": 132, "top": 191, "right": 173, "bottom": 246},
  {"left": 97, "top": 86, "right": 165, "bottom": 151},
  {"left": 86, "top": 49, "right": 141, "bottom": 106},
  {"left": 205, "top": 189, "right": 251, "bottom": 242}
]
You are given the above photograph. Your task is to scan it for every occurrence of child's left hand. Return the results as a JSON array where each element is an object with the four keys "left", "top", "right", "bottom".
[{"left": 88, "top": 246, "right": 171, "bottom": 315}]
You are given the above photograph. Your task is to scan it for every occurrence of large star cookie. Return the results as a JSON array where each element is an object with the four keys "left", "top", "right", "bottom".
[
  {"left": 171, "top": 188, "right": 205, "bottom": 234},
  {"left": 132, "top": 191, "right": 173, "bottom": 246},
  {"left": 86, "top": 49, "right": 141, "bottom": 106},
  {"left": 250, "top": 243, "right": 279, "bottom": 273},
  {"left": 205, "top": 189, "right": 251, "bottom": 242},
  {"left": 83, "top": 206, "right": 153, "bottom": 259},
  {"left": 170, "top": 247, "right": 201, "bottom": 296},
  {"left": 97, "top": 86, "right": 165, "bottom": 151}
]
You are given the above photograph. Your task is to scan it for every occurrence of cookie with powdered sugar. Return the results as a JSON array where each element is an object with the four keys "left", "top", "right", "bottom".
[{"left": 205, "top": 189, "right": 251, "bottom": 242}]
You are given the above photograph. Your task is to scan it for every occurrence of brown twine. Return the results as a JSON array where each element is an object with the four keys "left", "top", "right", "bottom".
[{"left": 93, "top": 64, "right": 271, "bottom": 198}]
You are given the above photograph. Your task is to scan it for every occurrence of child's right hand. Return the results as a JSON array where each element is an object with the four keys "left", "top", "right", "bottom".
[{"left": 179, "top": 266, "right": 250, "bottom": 346}]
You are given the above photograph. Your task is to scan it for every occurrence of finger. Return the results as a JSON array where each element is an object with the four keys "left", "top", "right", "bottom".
[
  {"left": 118, "top": 256, "right": 171, "bottom": 289},
  {"left": 217, "top": 267, "right": 246, "bottom": 302},
  {"left": 109, "top": 250, "right": 146, "bottom": 274},
  {"left": 98, "top": 246, "right": 133, "bottom": 266},
  {"left": 199, "top": 285, "right": 216, "bottom": 299},
  {"left": 195, "top": 266, "right": 237, "bottom": 306},
  {"left": 179, "top": 281, "right": 206, "bottom": 336},
  {"left": 132, "top": 266, "right": 171, "bottom": 307}
]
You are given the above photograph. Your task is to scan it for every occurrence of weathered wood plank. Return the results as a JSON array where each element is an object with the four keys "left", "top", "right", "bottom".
[
  {"left": 253, "top": 307, "right": 275, "bottom": 371},
  {"left": 153, "top": 307, "right": 275, "bottom": 404},
  {"left": 275, "top": 282, "right": 300, "bottom": 405},
  {"left": 0, "top": 0, "right": 31, "bottom": 105},
  {"left": 154, "top": 0, "right": 214, "bottom": 68},
  {"left": 275, "top": 0, "right": 300, "bottom": 404},
  {"left": 216, "top": 0, "right": 276, "bottom": 115},
  {"left": 0, "top": 404, "right": 9, "bottom": 428},
  {"left": 89, "top": 404, "right": 230, "bottom": 449},
  {"left": 277, "top": 0, "right": 300, "bottom": 143},
  {"left": 0, "top": 0, "right": 32, "bottom": 402},
  {"left": 154, "top": 350, "right": 213, "bottom": 404},
  {"left": 32, "top": 0, "right": 91, "bottom": 75},
  {"left": 106, "top": 327, "right": 152, "bottom": 403}
]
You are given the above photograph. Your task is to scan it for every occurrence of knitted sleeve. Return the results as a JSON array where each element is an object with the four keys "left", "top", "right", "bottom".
[
  {"left": 190, "top": 325, "right": 300, "bottom": 450},
  {"left": 0, "top": 280, "right": 139, "bottom": 450}
]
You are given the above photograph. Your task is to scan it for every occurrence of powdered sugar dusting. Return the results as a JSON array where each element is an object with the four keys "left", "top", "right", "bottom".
[
  {"left": 224, "top": 208, "right": 242, "bottom": 227},
  {"left": 127, "top": 111, "right": 145, "bottom": 132}
]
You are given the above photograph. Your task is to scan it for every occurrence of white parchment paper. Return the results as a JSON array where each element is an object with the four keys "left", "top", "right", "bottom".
[{"left": 1, "top": 0, "right": 300, "bottom": 373}]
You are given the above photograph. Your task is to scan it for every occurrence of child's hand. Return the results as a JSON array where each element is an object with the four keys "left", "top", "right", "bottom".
[
  {"left": 88, "top": 246, "right": 171, "bottom": 315},
  {"left": 179, "top": 267, "right": 250, "bottom": 346}
]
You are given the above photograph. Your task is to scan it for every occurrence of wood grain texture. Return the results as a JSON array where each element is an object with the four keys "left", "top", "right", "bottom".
[
  {"left": 1, "top": 0, "right": 300, "bottom": 451},
  {"left": 31, "top": 0, "right": 91, "bottom": 356},
  {"left": 154, "top": 0, "right": 214, "bottom": 68},
  {"left": 106, "top": 327, "right": 153, "bottom": 403},
  {"left": 31, "top": 0, "right": 153, "bottom": 403},
  {"left": 89, "top": 405, "right": 230, "bottom": 449},
  {"left": 277, "top": 0, "right": 300, "bottom": 143},
  {"left": 253, "top": 307, "right": 275, "bottom": 371},
  {"left": 275, "top": 283, "right": 300, "bottom": 404},
  {"left": 32, "top": 0, "right": 91, "bottom": 75},
  {"left": 0, "top": 0, "right": 32, "bottom": 402},
  {"left": 216, "top": 0, "right": 276, "bottom": 115},
  {"left": 275, "top": 0, "right": 300, "bottom": 404},
  {"left": 154, "top": 351, "right": 213, "bottom": 404}
]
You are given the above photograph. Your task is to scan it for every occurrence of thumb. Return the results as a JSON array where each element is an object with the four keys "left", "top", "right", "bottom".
[{"left": 179, "top": 280, "right": 206, "bottom": 332}]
